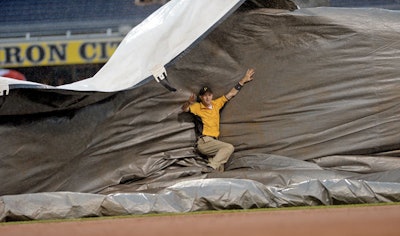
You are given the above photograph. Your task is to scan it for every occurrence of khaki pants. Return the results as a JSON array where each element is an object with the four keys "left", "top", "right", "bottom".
[{"left": 196, "top": 136, "right": 234, "bottom": 170}]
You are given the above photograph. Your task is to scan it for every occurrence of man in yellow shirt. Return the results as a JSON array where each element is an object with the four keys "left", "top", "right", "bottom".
[{"left": 181, "top": 68, "right": 255, "bottom": 172}]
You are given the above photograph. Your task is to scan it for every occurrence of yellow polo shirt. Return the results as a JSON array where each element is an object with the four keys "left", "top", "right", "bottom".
[{"left": 189, "top": 96, "right": 228, "bottom": 138}]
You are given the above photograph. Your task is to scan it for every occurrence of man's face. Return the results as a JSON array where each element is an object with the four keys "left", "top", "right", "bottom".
[{"left": 200, "top": 92, "right": 213, "bottom": 107}]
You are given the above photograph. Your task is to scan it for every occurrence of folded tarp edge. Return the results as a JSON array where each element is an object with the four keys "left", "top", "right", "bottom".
[{"left": 1, "top": 178, "right": 399, "bottom": 221}]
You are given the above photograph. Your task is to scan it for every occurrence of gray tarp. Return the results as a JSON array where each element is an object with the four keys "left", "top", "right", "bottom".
[{"left": 1, "top": 2, "right": 400, "bottom": 221}]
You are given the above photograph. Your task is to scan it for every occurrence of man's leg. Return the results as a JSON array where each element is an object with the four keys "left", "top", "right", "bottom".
[{"left": 196, "top": 136, "right": 234, "bottom": 171}]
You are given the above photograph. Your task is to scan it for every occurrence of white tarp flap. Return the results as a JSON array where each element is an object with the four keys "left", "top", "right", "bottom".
[
  {"left": 0, "top": 83, "right": 8, "bottom": 96},
  {"left": 56, "top": 0, "right": 244, "bottom": 92}
]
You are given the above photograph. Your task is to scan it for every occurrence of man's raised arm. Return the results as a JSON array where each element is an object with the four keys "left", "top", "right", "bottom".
[
  {"left": 225, "top": 68, "right": 255, "bottom": 100},
  {"left": 181, "top": 93, "right": 196, "bottom": 112}
]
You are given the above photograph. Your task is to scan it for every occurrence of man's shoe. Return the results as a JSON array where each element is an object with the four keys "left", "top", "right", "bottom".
[
  {"left": 201, "top": 167, "right": 213, "bottom": 173},
  {"left": 217, "top": 165, "right": 225, "bottom": 172}
]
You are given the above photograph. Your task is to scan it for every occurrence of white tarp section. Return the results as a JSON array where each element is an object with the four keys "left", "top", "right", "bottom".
[{"left": 55, "top": 0, "right": 245, "bottom": 92}]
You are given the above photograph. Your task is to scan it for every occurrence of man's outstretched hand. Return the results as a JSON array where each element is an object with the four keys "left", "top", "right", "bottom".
[
  {"left": 240, "top": 68, "right": 255, "bottom": 85},
  {"left": 182, "top": 93, "right": 196, "bottom": 112}
]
